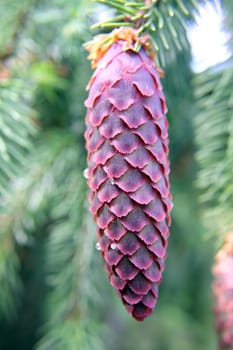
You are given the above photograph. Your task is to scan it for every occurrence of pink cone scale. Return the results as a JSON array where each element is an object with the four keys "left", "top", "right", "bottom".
[
  {"left": 84, "top": 29, "right": 173, "bottom": 321},
  {"left": 212, "top": 233, "right": 233, "bottom": 349}
]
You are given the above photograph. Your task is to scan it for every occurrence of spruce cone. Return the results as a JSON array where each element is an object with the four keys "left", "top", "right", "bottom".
[
  {"left": 84, "top": 29, "right": 172, "bottom": 321},
  {"left": 212, "top": 233, "right": 233, "bottom": 349}
]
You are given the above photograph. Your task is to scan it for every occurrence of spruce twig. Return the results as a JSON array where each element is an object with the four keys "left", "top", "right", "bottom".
[{"left": 91, "top": 0, "right": 205, "bottom": 65}]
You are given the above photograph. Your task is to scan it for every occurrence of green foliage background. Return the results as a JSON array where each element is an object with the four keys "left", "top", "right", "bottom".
[{"left": 0, "top": 0, "right": 232, "bottom": 349}]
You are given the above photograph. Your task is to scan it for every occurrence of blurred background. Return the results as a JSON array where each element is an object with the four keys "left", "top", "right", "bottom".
[{"left": 0, "top": 0, "right": 232, "bottom": 349}]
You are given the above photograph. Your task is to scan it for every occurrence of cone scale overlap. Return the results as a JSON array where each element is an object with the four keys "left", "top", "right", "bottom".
[
  {"left": 85, "top": 32, "right": 172, "bottom": 321},
  {"left": 212, "top": 234, "right": 233, "bottom": 349}
]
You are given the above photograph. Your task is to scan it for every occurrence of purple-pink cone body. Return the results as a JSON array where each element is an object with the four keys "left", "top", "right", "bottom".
[
  {"left": 84, "top": 40, "right": 173, "bottom": 321},
  {"left": 212, "top": 234, "right": 233, "bottom": 349}
]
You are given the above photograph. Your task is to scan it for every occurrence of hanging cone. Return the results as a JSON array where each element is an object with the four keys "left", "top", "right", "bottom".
[
  {"left": 84, "top": 28, "right": 172, "bottom": 321},
  {"left": 212, "top": 233, "right": 233, "bottom": 349}
]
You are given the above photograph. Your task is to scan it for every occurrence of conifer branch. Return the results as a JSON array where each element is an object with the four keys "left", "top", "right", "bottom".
[
  {"left": 92, "top": 0, "right": 206, "bottom": 65},
  {"left": 195, "top": 61, "right": 233, "bottom": 236},
  {"left": 0, "top": 78, "right": 37, "bottom": 194},
  {"left": 0, "top": 131, "right": 76, "bottom": 321}
]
